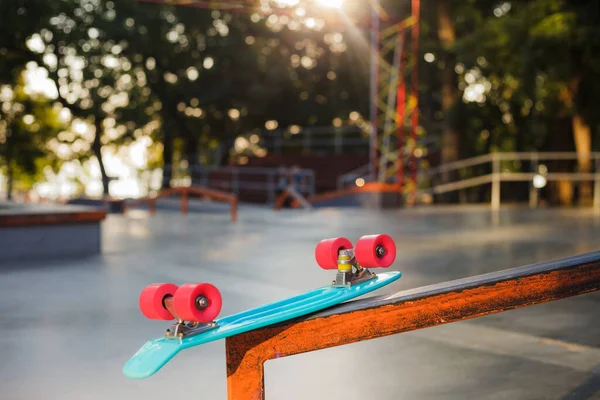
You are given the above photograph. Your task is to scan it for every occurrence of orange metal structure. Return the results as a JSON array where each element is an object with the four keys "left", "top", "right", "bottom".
[
  {"left": 280, "top": 182, "right": 401, "bottom": 209},
  {"left": 124, "top": 186, "right": 238, "bottom": 221},
  {"left": 225, "top": 251, "right": 600, "bottom": 399},
  {"left": 273, "top": 187, "right": 305, "bottom": 211}
]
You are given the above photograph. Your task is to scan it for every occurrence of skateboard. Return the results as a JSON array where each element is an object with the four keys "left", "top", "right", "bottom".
[{"left": 123, "top": 234, "right": 402, "bottom": 379}]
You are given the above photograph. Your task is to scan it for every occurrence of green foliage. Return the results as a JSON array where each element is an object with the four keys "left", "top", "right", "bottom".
[
  {"left": 0, "top": 0, "right": 65, "bottom": 196},
  {"left": 418, "top": 0, "right": 600, "bottom": 157},
  {"left": 3, "top": 0, "right": 600, "bottom": 199},
  {"left": 0, "top": 74, "right": 66, "bottom": 195}
]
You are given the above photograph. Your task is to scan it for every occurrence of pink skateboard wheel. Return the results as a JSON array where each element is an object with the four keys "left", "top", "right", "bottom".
[
  {"left": 173, "top": 283, "right": 222, "bottom": 322},
  {"left": 315, "top": 237, "right": 353, "bottom": 270},
  {"left": 139, "top": 283, "right": 178, "bottom": 320},
  {"left": 355, "top": 234, "right": 396, "bottom": 268}
]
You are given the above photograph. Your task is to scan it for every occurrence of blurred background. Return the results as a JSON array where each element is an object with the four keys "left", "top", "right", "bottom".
[
  {"left": 1, "top": 0, "right": 598, "bottom": 206},
  {"left": 1, "top": 1, "right": 600, "bottom": 400}
]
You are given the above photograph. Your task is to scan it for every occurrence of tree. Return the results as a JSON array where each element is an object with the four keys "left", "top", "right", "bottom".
[
  {"left": 0, "top": 73, "right": 65, "bottom": 199},
  {"left": 437, "top": 0, "right": 460, "bottom": 178},
  {"left": 524, "top": 0, "right": 600, "bottom": 204},
  {"left": 0, "top": 0, "right": 66, "bottom": 199},
  {"left": 124, "top": 2, "right": 367, "bottom": 187},
  {"left": 33, "top": 0, "right": 158, "bottom": 196},
  {"left": 417, "top": 0, "right": 599, "bottom": 204}
]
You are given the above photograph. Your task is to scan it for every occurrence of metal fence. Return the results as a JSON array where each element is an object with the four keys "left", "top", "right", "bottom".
[
  {"left": 417, "top": 152, "right": 600, "bottom": 210},
  {"left": 261, "top": 126, "right": 369, "bottom": 155},
  {"left": 145, "top": 165, "right": 316, "bottom": 204},
  {"left": 336, "top": 136, "right": 439, "bottom": 190}
]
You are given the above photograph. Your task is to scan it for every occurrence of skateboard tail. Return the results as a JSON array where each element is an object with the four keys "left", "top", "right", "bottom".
[{"left": 123, "top": 339, "right": 182, "bottom": 379}]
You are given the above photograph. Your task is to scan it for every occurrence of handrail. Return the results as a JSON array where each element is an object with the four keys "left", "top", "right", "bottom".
[
  {"left": 337, "top": 137, "right": 438, "bottom": 189},
  {"left": 411, "top": 152, "right": 600, "bottom": 210},
  {"left": 165, "top": 165, "right": 315, "bottom": 176},
  {"left": 225, "top": 250, "right": 600, "bottom": 399},
  {"left": 338, "top": 152, "right": 600, "bottom": 192},
  {"left": 288, "top": 183, "right": 401, "bottom": 208},
  {"left": 336, "top": 164, "right": 372, "bottom": 190},
  {"left": 499, "top": 172, "right": 598, "bottom": 181},
  {"left": 421, "top": 153, "right": 494, "bottom": 177},
  {"left": 493, "top": 152, "right": 600, "bottom": 161},
  {"left": 421, "top": 152, "right": 600, "bottom": 178},
  {"left": 124, "top": 186, "right": 238, "bottom": 221},
  {"left": 260, "top": 126, "right": 368, "bottom": 155},
  {"left": 149, "top": 165, "right": 316, "bottom": 202},
  {"left": 428, "top": 174, "right": 494, "bottom": 194},
  {"left": 262, "top": 125, "right": 364, "bottom": 137}
]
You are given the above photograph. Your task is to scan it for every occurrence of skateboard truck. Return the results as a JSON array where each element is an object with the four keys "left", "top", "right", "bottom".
[
  {"left": 331, "top": 248, "right": 377, "bottom": 287},
  {"left": 315, "top": 235, "right": 396, "bottom": 287},
  {"left": 165, "top": 320, "right": 218, "bottom": 339},
  {"left": 162, "top": 294, "right": 219, "bottom": 339}
]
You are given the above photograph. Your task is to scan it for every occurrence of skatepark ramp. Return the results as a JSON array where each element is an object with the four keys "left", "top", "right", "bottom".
[
  {"left": 282, "top": 183, "right": 402, "bottom": 209},
  {"left": 224, "top": 251, "right": 600, "bottom": 399},
  {"left": 124, "top": 186, "right": 238, "bottom": 221},
  {"left": 274, "top": 185, "right": 313, "bottom": 210}
]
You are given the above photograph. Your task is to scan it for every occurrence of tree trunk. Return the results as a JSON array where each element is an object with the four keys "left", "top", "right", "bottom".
[
  {"left": 562, "top": 76, "right": 593, "bottom": 205},
  {"left": 186, "top": 127, "right": 200, "bottom": 185},
  {"left": 572, "top": 113, "right": 592, "bottom": 205},
  {"left": 556, "top": 180, "right": 574, "bottom": 206},
  {"left": 214, "top": 118, "right": 234, "bottom": 166},
  {"left": 92, "top": 118, "right": 110, "bottom": 196},
  {"left": 219, "top": 135, "right": 236, "bottom": 166},
  {"left": 437, "top": 0, "right": 460, "bottom": 200},
  {"left": 6, "top": 162, "right": 13, "bottom": 201},
  {"left": 545, "top": 117, "right": 575, "bottom": 206},
  {"left": 5, "top": 126, "right": 13, "bottom": 201},
  {"left": 151, "top": 65, "right": 194, "bottom": 190},
  {"left": 162, "top": 128, "right": 173, "bottom": 189}
]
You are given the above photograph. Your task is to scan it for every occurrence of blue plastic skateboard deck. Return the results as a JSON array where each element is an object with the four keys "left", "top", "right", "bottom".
[{"left": 123, "top": 271, "right": 401, "bottom": 379}]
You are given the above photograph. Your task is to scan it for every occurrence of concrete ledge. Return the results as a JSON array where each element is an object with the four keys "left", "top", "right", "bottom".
[
  {"left": 67, "top": 197, "right": 127, "bottom": 214},
  {"left": 0, "top": 202, "right": 106, "bottom": 262}
]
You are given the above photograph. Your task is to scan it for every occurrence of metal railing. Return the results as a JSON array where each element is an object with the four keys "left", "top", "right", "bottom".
[
  {"left": 336, "top": 136, "right": 439, "bottom": 190},
  {"left": 124, "top": 186, "right": 238, "bottom": 221},
  {"left": 416, "top": 152, "right": 600, "bottom": 210},
  {"left": 261, "top": 126, "right": 369, "bottom": 155},
  {"left": 224, "top": 250, "right": 600, "bottom": 399},
  {"left": 145, "top": 165, "right": 316, "bottom": 204},
  {"left": 337, "top": 153, "right": 600, "bottom": 208},
  {"left": 336, "top": 163, "right": 372, "bottom": 190}
]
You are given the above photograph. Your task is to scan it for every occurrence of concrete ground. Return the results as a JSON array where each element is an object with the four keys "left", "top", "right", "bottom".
[{"left": 0, "top": 204, "right": 599, "bottom": 400}]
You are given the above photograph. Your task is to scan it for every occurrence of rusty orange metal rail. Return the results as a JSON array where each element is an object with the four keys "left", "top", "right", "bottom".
[
  {"left": 225, "top": 251, "right": 600, "bottom": 399},
  {"left": 124, "top": 186, "right": 238, "bottom": 221}
]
